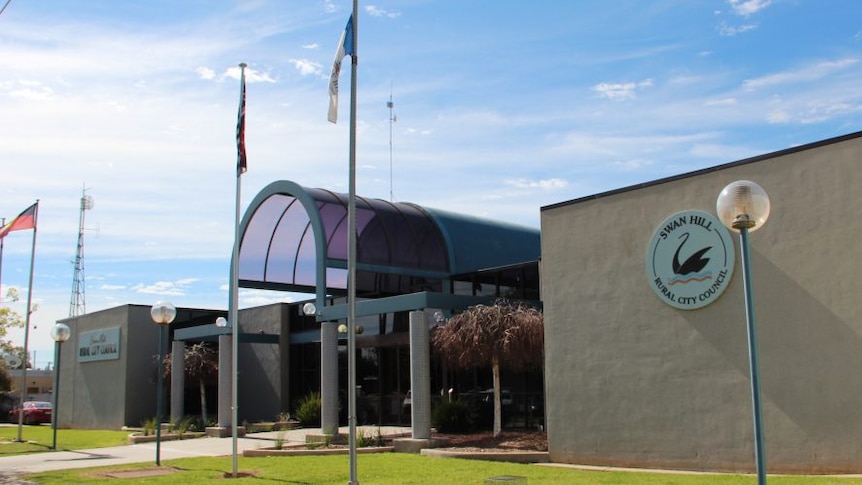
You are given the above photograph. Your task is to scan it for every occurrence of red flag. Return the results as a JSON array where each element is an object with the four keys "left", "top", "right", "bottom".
[
  {"left": 236, "top": 64, "right": 247, "bottom": 175},
  {"left": 0, "top": 203, "right": 37, "bottom": 239}
]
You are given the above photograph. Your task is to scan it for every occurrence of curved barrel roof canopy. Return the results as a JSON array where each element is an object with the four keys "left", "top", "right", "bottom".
[{"left": 237, "top": 180, "right": 540, "bottom": 297}]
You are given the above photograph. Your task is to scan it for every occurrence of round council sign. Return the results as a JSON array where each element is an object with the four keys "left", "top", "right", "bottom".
[{"left": 646, "top": 210, "right": 735, "bottom": 310}]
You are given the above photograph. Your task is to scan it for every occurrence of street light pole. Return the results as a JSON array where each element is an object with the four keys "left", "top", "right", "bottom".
[
  {"left": 738, "top": 224, "right": 766, "bottom": 484},
  {"left": 50, "top": 323, "right": 71, "bottom": 451},
  {"left": 150, "top": 301, "right": 177, "bottom": 466},
  {"left": 717, "top": 180, "right": 771, "bottom": 485}
]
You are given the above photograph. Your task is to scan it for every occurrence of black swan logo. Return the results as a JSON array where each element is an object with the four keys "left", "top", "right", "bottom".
[{"left": 672, "top": 232, "right": 712, "bottom": 276}]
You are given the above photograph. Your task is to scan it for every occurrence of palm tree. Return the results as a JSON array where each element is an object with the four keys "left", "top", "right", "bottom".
[{"left": 431, "top": 299, "right": 544, "bottom": 436}]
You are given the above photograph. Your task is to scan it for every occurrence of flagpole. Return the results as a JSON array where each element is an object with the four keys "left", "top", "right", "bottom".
[
  {"left": 230, "top": 62, "right": 247, "bottom": 479},
  {"left": 0, "top": 218, "right": 5, "bottom": 302},
  {"left": 16, "top": 201, "right": 38, "bottom": 443},
  {"left": 347, "top": 1, "right": 359, "bottom": 484}
]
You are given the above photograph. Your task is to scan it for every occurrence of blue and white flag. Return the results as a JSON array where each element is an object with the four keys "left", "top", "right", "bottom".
[{"left": 328, "top": 15, "right": 355, "bottom": 123}]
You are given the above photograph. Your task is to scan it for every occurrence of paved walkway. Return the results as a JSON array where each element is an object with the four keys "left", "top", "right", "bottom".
[{"left": 0, "top": 426, "right": 411, "bottom": 480}]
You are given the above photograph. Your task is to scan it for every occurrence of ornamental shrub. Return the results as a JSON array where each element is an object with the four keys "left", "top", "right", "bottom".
[
  {"left": 294, "top": 392, "right": 322, "bottom": 427},
  {"left": 431, "top": 398, "right": 476, "bottom": 433}
]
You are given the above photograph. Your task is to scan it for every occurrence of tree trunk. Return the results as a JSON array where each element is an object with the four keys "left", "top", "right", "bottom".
[
  {"left": 492, "top": 355, "right": 502, "bottom": 437},
  {"left": 199, "top": 379, "right": 208, "bottom": 424}
]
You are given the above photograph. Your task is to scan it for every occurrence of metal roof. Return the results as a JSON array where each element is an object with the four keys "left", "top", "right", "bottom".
[{"left": 237, "top": 180, "right": 539, "bottom": 295}]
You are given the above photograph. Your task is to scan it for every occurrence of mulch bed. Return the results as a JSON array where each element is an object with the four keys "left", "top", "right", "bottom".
[{"left": 431, "top": 431, "right": 547, "bottom": 452}]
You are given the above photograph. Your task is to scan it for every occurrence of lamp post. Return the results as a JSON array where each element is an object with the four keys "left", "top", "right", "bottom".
[
  {"left": 716, "top": 180, "right": 771, "bottom": 485},
  {"left": 49, "top": 323, "right": 71, "bottom": 450},
  {"left": 150, "top": 301, "right": 177, "bottom": 466}
]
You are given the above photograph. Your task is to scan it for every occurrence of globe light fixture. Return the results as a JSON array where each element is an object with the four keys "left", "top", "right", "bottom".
[
  {"left": 717, "top": 180, "right": 770, "bottom": 232},
  {"left": 302, "top": 302, "right": 317, "bottom": 316},
  {"left": 50, "top": 323, "right": 71, "bottom": 451},
  {"left": 215, "top": 316, "right": 228, "bottom": 328},
  {"left": 717, "top": 180, "right": 770, "bottom": 485},
  {"left": 150, "top": 301, "right": 176, "bottom": 466}
]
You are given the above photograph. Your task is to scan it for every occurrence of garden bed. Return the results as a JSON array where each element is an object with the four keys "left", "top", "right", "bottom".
[
  {"left": 127, "top": 431, "right": 205, "bottom": 444},
  {"left": 243, "top": 444, "right": 393, "bottom": 457}
]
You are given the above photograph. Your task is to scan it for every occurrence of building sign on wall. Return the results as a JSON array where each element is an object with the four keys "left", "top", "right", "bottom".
[
  {"left": 646, "top": 210, "right": 735, "bottom": 310},
  {"left": 78, "top": 327, "right": 121, "bottom": 362}
]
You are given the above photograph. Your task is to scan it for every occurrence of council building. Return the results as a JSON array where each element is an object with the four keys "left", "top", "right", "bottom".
[{"left": 541, "top": 130, "right": 862, "bottom": 474}]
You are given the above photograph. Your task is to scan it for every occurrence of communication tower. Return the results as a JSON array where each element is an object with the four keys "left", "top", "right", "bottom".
[{"left": 69, "top": 187, "right": 94, "bottom": 317}]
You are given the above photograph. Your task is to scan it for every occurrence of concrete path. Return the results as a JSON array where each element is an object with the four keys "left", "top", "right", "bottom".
[{"left": 0, "top": 426, "right": 411, "bottom": 475}]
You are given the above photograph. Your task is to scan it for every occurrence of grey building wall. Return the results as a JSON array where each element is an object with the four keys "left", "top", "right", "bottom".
[
  {"left": 236, "top": 303, "right": 288, "bottom": 423},
  {"left": 58, "top": 304, "right": 228, "bottom": 429},
  {"left": 540, "top": 132, "right": 862, "bottom": 474},
  {"left": 57, "top": 306, "right": 129, "bottom": 429},
  {"left": 124, "top": 305, "right": 164, "bottom": 428}
]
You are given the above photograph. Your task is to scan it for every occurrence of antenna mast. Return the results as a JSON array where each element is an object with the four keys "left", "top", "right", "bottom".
[
  {"left": 69, "top": 186, "right": 94, "bottom": 317},
  {"left": 387, "top": 84, "right": 396, "bottom": 201}
]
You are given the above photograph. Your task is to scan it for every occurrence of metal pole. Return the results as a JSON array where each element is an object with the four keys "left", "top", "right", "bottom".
[
  {"left": 347, "top": 2, "right": 359, "bottom": 484},
  {"left": 155, "top": 324, "right": 166, "bottom": 466},
  {"left": 51, "top": 340, "right": 61, "bottom": 450},
  {"left": 0, "top": 217, "right": 5, "bottom": 301},
  {"left": 739, "top": 227, "right": 767, "bottom": 484},
  {"left": 229, "top": 61, "right": 247, "bottom": 478},
  {"left": 16, "top": 201, "right": 38, "bottom": 443}
]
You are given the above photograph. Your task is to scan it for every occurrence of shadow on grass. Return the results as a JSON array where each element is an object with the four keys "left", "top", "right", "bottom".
[
  {"left": 171, "top": 465, "right": 317, "bottom": 484},
  {"left": 0, "top": 442, "right": 53, "bottom": 455}
]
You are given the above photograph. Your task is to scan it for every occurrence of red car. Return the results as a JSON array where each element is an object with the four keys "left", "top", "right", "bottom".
[{"left": 8, "top": 401, "right": 52, "bottom": 425}]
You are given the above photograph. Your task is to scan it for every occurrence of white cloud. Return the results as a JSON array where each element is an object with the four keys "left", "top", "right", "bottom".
[
  {"left": 717, "top": 21, "right": 757, "bottom": 36},
  {"left": 365, "top": 5, "right": 400, "bottom": 18},
  {"left": 728, "top": 0, "right": 774, "bottom": 17},
  {"left": 504, "top": 178, "right": 569, "bottom": 190},
  {"left": 240, "top": 289, "right": 298, "bottom": 306},
  {"left": 132, "top": 280, "right": 195, "bottom": 296},
  {"left": 99, "top": 284, "right": 127, "bottom": 291},
  {"left": 9, "top": 85, "right": 54, "bottom": 100},
  {"left": 289, "top": 59, "right": 322, "bottom": 76},
  {"left": 196, "top": 66, "right": 216, "bottom": 80},
  {"left": 223, "top": 65, "right": 276, "bottom": 83},
  {"left": 743, "top": 59, "right": 858, "bottom": 90},
  {"left": 406, "top": 127, "right": 432, "bottom": 136},
  {"left": 799, "top": 102, "right": 858, "bottom": 124},
  {"left": 704, "top": 97, "right": 738, "bottom": 106},
  {"left": 302, "top": 43, "right": 319, "bottom": 50},
  {"left": 592, "top": 79, "right": 654, "bottom": 100},
  {"left": 766, "top": 110, "right": 791, "bottom": 123},
  {"left": 613, "top": 159, "right": 652, "bottom": 170}
]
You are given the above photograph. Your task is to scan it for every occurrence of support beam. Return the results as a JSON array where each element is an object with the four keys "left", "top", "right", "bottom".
[
  {"left": 170, "top": 341, "right": 185, "bottom": 424},
  {"left": 320, "top": 321, "right": 339, "bottom": 436},
  {"left": 410, "top": 310, "right": 431, "bottom": 439},
  {"left": 217, "top": 335, "right": 231, "bottom": 427}
]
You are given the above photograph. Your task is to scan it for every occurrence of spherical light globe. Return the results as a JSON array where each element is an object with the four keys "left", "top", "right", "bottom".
[
  {"left": 150, "top": 301, "right": 177, "bottom": 325},
  {"left": 50, "top": 323, "right": 71, "bottom": 343},
  {"left": 716, "top": 180, "right": 770, "bottom": 232},
  {"left": 215, "top": 316, "right": 228, "bottom": 328},
  {"left": 302, "top": 302, "right": 317, "bottom": 316}
]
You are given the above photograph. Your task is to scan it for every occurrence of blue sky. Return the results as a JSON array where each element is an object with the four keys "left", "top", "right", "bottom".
[{"left": 1, "top": 0, "right": 861, "bottom": 367}]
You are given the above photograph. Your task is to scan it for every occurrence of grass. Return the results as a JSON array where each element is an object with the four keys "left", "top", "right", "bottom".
[
  {"left": 0, "top": 424, "right": 129, "bottom": 455},
  {"left": 20, "top": 454, "right": 862, "bottom": 484},
  {"left": 4, "top": 427, "right": 862, "bottom": 484}
]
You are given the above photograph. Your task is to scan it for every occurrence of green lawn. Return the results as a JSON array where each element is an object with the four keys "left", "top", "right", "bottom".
[
  {"left": 23, "top": 454, "right": 862, "bottom": 485},
  {"left": 5, "top": 427, "right": 862, "bottom": 484},
  {"left": 0, "top": 425, "right": 130, "bottom": 454}
]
